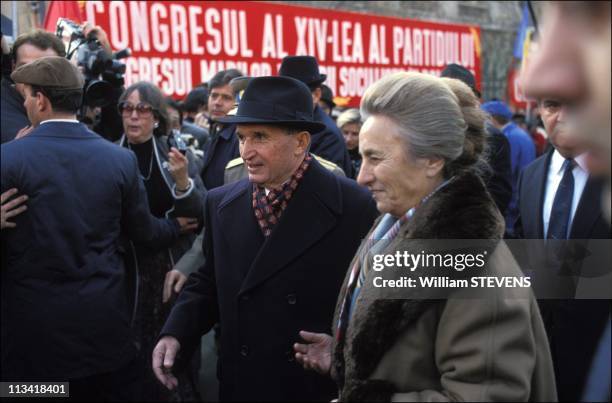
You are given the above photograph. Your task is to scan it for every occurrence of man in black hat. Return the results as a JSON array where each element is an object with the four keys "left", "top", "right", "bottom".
[
  {"left": 319, "top": 84, "right": 336, "bottom": 117},
  {"left": 153, "top": 76, "right": 378, "bottom": 401},
  {"left": 279, "top": 56, "right": 353, "bottom": 177},
  {"left": 440, "top": 63, "right": 513, "bottom": 219},
  {"left": 1, "top": 56, "right": 201, "bottom": 399}
]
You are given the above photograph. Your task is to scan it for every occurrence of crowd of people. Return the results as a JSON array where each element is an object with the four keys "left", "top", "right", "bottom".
[{"left": 0, "top": 1, "right": 610, "bottom": 401}]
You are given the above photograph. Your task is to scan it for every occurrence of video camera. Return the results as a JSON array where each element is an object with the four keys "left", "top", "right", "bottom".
[{"left": 55, "top": 18, "right": 130, "bottom": 108}]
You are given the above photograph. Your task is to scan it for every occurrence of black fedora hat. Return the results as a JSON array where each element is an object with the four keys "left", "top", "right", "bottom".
[
  {"left": 216, "top": 76, "right": 326, "bottom": 133},
  {"left": 278, "top": 56, "right": 327, "bottom": 88}
]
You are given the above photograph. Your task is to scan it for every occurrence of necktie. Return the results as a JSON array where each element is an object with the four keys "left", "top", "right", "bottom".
[{"left": 547, "top": 158, "right": 575, "bottom": 240}]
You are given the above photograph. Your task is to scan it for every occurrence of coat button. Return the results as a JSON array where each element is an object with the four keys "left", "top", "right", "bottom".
[
  {"left": 241, "top": 294, "right": 250, "bottom": 301},
  {"left": 240, "top": 345, "right": 249, "bottom": 357},
  {"left": 287, "top": 293, "right": 297, "bottom": 305},
  {"left": 285, "top": 350, "right": 295, "bottom": 362}
]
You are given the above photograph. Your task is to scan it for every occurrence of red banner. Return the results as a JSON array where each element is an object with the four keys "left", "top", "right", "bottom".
[{"left": 83, "top": 1, "right": 481, "bottom": 106}]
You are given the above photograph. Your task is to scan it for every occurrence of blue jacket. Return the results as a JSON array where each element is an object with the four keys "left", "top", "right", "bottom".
[
  {"left": 312, "top": 105, "right": 353, "bottom": 177},
  {"left": 502, "top": 122, "right": 535, "bottom": 235},
  {"left": 1, "top": 122, "right": 184, "bottom": 380},
  {"left": 161, "top": 158, "right": 378, "bottom": 401}
]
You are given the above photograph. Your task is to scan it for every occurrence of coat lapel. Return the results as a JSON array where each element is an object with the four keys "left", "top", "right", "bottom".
[
  {"left": 523, "top": 151, "right": 552, "bottom": 238},
  {"left": 569, "top": 176, "right": 603, "bottom": 238},
  {"left": 217, "top": 181, "right": 265, "bottom": 277},
  {"left": 238, "top": 160, "right": 342, "bottom": 295}
]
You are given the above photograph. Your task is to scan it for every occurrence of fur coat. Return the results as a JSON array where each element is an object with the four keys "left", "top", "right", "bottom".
[{"left": 331, "top": 171, "right": 558, "bottom": 402}]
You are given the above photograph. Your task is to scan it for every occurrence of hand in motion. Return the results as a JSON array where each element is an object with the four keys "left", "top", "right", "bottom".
[
  {"left": 294, "top": 330, "right": 333, "bottom": 375},
  {"left": 163, "top": 270, "right": 187, "bottom": 303},
  {"left": 168, "top": 147, "right": 190, "bottom": 191},
  {"left": 1, "top": 189, "right": 28, "bottom": 230},
  {"left": 152, "top": 336, "right": 181, "bottom": 390}
]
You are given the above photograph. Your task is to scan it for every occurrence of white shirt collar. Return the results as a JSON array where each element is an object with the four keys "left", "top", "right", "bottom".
[
  {"left": 551, "top": 149, "right": 589, "bottom": 175},
  {"left": 40, "top": 119, "right": 80, "bottom": 125}
]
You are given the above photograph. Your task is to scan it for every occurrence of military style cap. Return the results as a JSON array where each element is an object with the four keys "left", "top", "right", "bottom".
[{"left": 10, "top": 56, "right": 84, "bottom": 90}]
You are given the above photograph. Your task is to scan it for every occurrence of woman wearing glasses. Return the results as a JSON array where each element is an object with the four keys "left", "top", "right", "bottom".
[{"left": 117, "top": 82, "right": 206, "bottom": 401}]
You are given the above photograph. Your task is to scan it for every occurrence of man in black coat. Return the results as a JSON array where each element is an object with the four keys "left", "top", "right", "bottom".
[
  {"left": 514, "top": 98, "right": 610, "bottom": 401},
  {"left": 153, "top": 76, "right": 378, "bottom": 401},
  {"left": 200, "top": 69, "right": 243, "bottom": 190},
  {"left": 440, "top": 64, "right": 512, "bottom": 217},
  {"left": 279, "top": 56, "right": 353, "bottom": 177},
  {"left": 1, "top": 57, "right": 200, "bottom": 399}
]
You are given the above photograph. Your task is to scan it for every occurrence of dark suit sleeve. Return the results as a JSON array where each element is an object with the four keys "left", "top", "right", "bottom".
[
  {"left": 513, "top": 170, "right": 525, "bottom": 239},
  {"left": 160, "top": 194, "right": 219, "bottom": 357},
  {"left": 121, "top": 153, "right": 180, "bottom": 248},
  {"left": 486, "top": 129, "right": 512, "bottom": 217}
]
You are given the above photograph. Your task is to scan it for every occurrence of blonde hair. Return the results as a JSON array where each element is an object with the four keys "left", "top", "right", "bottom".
[
  {"left": 336, "top": 108, "right": 362, "bottom": 130},
  {"left": 360, "top": 72, "right": 487, "bottom": 177}
]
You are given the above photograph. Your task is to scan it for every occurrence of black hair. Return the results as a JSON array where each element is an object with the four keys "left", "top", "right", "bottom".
[
  {"left": 118, "top": 82, "right": 169, "bottom": 137},
  {"left": 11, "top": 29, "right": 66, "bottom": 63},
  {"left": 30, "top": 85, "right": 82, "bottom": 114},
  {"left": 208, "top": 69, "right": 243, "bottom": 93}
]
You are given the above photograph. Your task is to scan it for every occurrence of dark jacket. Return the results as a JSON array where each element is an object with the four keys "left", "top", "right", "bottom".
[
  {"left": 0, "top": 122, "right": 184, "bottom": 381},
  {"left": 484, "top": 123, "right": 512, "bottom": 218},
  {"left": 200, "top": 123, "right": 240, "bottom": 190},
  {"left": 332, "top": 172, "right": 557, "bottom": 402},
  {"left": 515, "top": 149, "right": 611, "bottom": 401},
  {"left": 0, "top": 78, "right": 29, "bottom": 144},
  {"left": 117, "top": 134, "right": 206, "bottom": 320},
  {"left": 161, "top": 159, "right": 378, "bottom": 401},
  {"left": 312, "top": 105, "right": 353, "bottom": 177}
]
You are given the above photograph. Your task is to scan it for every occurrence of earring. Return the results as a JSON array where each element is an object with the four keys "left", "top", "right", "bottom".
[{"left": 154, "top": 122, "right": 159, "bottom": 128}]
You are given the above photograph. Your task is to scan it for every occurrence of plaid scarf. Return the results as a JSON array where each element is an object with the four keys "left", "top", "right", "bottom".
[{"left": 252, "top": 154, "right": 312, "bottom": 237}]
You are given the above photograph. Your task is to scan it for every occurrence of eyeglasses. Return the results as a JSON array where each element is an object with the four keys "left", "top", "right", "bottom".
[{"left": 119, "top": 102, "right": 155, "bottom": 117}]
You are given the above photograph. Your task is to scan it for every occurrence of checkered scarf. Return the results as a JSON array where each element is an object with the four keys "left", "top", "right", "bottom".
[{"left": 252, "top": 154, "right": 312, "bottom": 237}]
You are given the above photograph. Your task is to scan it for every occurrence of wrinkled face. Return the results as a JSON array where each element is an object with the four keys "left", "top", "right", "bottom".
[
  {"left": 237, "top": 124, "right": 309, "bottom": 189},
  {"left": 357, "top": 115, "right": 443, "bottom": 217},
  {"left": 342, "top": 122, "right": 361, "bottom": 151},
  {"left": 539, "top": 99, "right": 583, "bottom": 157},
  {"left": 208, "top": 84, "right": 235, "bottom": 120},
  {"left": 121, "top": 90, "right": 157, "bottom": 144}
]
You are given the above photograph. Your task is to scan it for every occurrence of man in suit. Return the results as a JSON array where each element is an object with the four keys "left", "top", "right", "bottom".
[
  {"left": 200, "top": 69, "right": 243, "bottom": 190},
  {"left": 515, "top": 97, "right": 610, "bottom": 401},
  {"left": 483, "top": 100, "right": 535, "bottom": 236},
  {"left": 279, "top": 56, "right": 353, "bottom": 177},
  {"left": 153, "top": 76, "right": 378, "bottom": 401},
  {"left": 0, "top": 56, "right": 200, "bottom": 399}
]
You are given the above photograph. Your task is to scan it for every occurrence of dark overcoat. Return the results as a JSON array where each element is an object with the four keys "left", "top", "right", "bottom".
[{"left": 161, "top": 158, "right": 378, "bottom": 401}]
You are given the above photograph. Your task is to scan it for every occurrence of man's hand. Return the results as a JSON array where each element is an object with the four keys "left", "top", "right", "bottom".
[
  {"left": 176, "top": 217, "right": 198, "bottom": 234},
  {"left": 152, "top": 336, "right": 181, "bottom": 390},
  {"left": 168, "top": 148, "right": 190, "bottom": 191},
  {"left": 15, "top": 125, "right": 34, "bottom": 139},
  {"left": 1, "top": 188, "right": 28, "bottom": 230},
  {"left": 293, "top": 330, "right": 333, "bottom": 375},
  {"left": 82, "top": 22, "right": 112, "bottom": 54},
  {"left": 163, "top": 270, "right": 187, "bottom": 303}
]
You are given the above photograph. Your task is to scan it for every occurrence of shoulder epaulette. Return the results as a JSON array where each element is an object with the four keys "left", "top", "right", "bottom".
[
  {"left": 313, "top": 154, "right": 341, "bottom": 171},
  {"left": 225, "top": 157, "right": 244, "bottom": 170}
]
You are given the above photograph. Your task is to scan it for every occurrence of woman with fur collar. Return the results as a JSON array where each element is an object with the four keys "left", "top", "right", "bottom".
[{"left": 294, "top": 72, "right": 557, "bottom": 402}]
